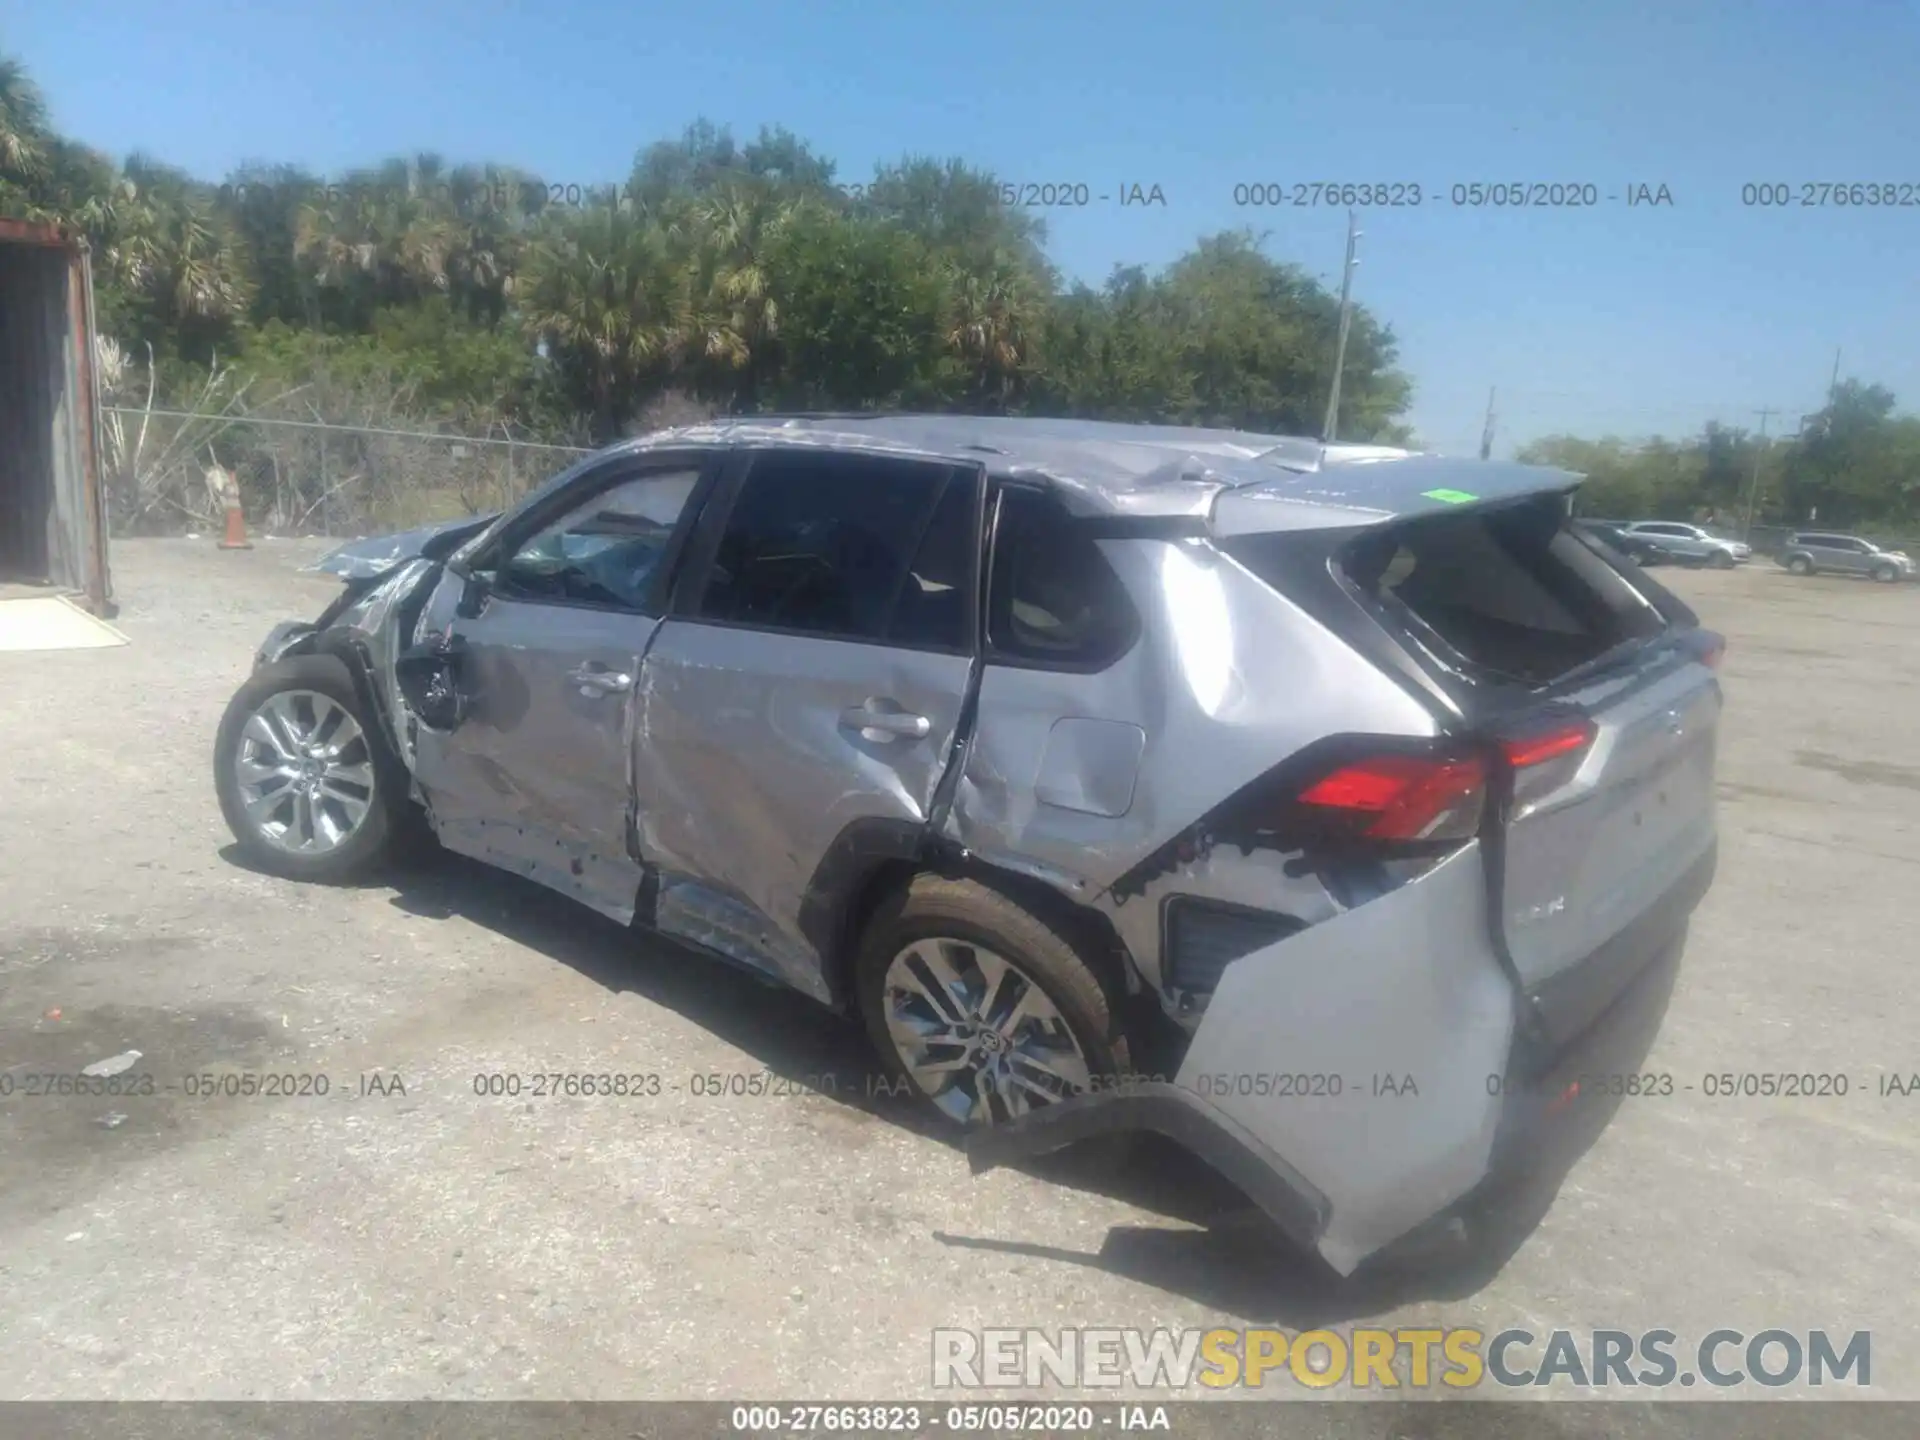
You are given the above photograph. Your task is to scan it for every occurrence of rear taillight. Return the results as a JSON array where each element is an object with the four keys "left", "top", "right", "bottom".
[
  {"left": 1500, "top": 717, "right": 1597, "bottom": 770},
  {"left": 1499, "top": 714, "right": 1598, "bottom": 808},
  {"left": 1297, "top": 753, "right": 1488, "bottom": 842}
]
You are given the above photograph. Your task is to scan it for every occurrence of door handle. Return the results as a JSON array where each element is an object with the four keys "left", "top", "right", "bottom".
[
  {"left": 839, "top": 702, "right": 931, "bottom": 740},
  {"left": 569, "top": 664, "right": 633, "bottom": 696}
]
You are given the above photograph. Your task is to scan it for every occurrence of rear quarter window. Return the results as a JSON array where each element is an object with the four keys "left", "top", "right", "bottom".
[{"left": 986, "top": 487, "right": 1139, "bottom": 669}]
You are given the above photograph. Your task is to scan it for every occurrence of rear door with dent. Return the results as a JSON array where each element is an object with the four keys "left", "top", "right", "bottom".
[{"left": 626, "top": 447, "right": 984, "bottom": 998}]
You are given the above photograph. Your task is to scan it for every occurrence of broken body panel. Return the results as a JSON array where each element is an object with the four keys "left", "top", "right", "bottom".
[{"left": 250, "top": 422, "right": 1718, "bottom": 1276}]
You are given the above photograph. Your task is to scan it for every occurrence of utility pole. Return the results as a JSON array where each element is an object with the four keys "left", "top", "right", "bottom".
[
  {"left": 1321, "top": 209, "right": 1361, "bottom": 443},
  {"left": 1479, "top": 387, "right": 1497, "bottom": 460},
  {"left": 1829, "top": 348, "right": 1842, "bottom": 402},
  {"left": 1742, "top": 407, "right": 1776, "bottom": 539}
]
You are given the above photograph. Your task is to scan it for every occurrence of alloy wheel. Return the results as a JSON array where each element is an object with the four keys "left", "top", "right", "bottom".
[
  {"left": 232, "top": 689, "right": 377, "bottom": 854},
  {"left": 882, "top": 937, "right": 1094, "bottom": 1126}
]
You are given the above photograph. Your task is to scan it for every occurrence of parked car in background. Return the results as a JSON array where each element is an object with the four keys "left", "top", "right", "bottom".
[
  {"left": 1778, "top": 532, "right": 1915, "bottom": 583},
  {"left": 1617, "top": 521, "right": 1752, "bottom": 568},
  {"left": 211, "top": 417, "right": 1724, "bottom": 1278},
  {"left": 1573, "top": 519, "right": 1664, "bottom": 565}
]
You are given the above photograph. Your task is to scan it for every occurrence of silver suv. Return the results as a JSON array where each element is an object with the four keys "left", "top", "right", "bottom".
[
  {"left": 213, "top": 417, "right": 1724, "bottom": 1276},
  {"left": 1779, "top": 531, "right": 1914, "bottom": 583},
  {"left": 1616, "top": 521, "right": 1752, "bottom": 568}
]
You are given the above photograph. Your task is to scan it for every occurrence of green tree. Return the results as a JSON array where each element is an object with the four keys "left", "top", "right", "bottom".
[
  {"left": 519, "top": 199, "right": 685, "bottom": 438},
  {"left": 761, "top": 203, "right": 951, "bottom": 409}
]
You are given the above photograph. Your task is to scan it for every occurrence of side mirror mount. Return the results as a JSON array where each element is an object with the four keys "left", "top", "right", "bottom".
[{"left": 453, "top": 562, "right": 493, "bottom": 619}]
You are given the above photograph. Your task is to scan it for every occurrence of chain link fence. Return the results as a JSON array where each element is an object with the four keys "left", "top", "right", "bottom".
[{"left": 101, "top": 406, "right": 595, "bottom": 538}]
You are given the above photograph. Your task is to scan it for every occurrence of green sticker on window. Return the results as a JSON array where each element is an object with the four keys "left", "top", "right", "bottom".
[{"left": 1421, "top": 488, "right": 1479, "bottom": 505}]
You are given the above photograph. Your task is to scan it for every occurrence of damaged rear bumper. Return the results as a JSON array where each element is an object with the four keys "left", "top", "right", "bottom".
[
  {"left": 966, "top": 1082, "right": 1332, "bottom": 1253},
  {"left": 967, "top": 843, "right": 1712, "bottom": 1276}
]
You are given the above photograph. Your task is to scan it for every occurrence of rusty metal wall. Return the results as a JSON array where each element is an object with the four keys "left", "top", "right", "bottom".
[{"left": 0, "top": 223, "right": 110, "bottom": 611}]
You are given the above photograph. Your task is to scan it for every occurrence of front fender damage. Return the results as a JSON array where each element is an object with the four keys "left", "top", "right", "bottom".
[{"left": 254, "top": 557, "right": 453, "bottom": 778}]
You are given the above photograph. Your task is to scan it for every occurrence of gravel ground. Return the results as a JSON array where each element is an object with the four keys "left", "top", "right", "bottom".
[{"left": 0, "top": 538, "right": 1915, "bottom": 1406}]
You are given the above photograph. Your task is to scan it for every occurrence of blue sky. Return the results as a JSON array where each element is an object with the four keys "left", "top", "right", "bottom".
[{"left": 4, "top": 0, "right": 1916, "bottom": 454}]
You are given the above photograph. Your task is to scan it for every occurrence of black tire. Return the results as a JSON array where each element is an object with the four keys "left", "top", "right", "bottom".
[
  {"left": 1709, "top": 549, "right": 1735, "bottom": 569},
  {"left": 213, "top": 653, "right": 409, "bottom": 882},
  {"left": 855, "top": 872, "right": 1133, "bottom": 1130},
  {"left": 1871, "top": 563, "right": 1899, "bottom": 584},
  {"left": 1787, "top": 555, "right": 1813, "bottom": 575}
]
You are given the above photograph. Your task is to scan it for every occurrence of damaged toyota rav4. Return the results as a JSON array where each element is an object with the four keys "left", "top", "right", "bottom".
[{"left": 214, "top": 416, "right": 1723, "bottom": 1276}]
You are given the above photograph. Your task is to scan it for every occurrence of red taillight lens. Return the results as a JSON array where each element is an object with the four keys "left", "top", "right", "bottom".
[
  {"left": 1297, "top": 753, "right": 1488, "bottom": 842},
  {"left": 1501, "top": 718, "right": 1596, "bottom": 770}
]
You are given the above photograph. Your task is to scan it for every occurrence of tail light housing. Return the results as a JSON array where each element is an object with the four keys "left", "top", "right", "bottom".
[
  {"left": 1498, "top": 714, "right": 1598, "bottom": 809},
  {"left": 1292, "top": 718, "right": 1598, "bottom": 847},
  {"left": 1297, "top": 752, "right": 1488, "bottom": 843}
]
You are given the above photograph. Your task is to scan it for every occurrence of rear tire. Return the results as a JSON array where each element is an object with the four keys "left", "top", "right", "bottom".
[
  {"left": 214, "top": 653, "right": 409, "bottom": 882},
  {"left": 1787, "top": 555, "right": 1813, "bottom": 575},
  {"left": 855, "top": 873, "right": 1132, "bottom": 1131}
]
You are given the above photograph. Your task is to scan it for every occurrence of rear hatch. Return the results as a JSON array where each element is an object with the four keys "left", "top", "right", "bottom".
[{"left": 1219, "top": 483, "right": 1723, "bottom": 1045}]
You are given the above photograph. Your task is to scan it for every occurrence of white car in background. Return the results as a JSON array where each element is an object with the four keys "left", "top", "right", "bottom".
[{"left": 1617, "top": 521, "right": 1752, "bottom": 569}]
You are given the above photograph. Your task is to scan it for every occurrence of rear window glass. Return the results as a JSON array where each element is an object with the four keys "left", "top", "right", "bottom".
[{"left": 1337, "top": 498, "right": 1669, "bottom": 688}]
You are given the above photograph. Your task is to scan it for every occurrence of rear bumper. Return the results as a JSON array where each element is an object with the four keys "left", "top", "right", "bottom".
[
  {"left": 967, "top": 843, "right": 1712, "bottom": 1275},
  {"left": 965, "top": 1082, "right": 1331, "bottom": 1254},
  {"left": 1488, "top": 842, "right": 1713, "bottom": 1180}
]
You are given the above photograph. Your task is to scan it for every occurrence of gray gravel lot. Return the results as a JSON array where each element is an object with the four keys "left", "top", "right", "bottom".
[{"left": 0, "top": 539, "right": 1916, "bottom": 1403}]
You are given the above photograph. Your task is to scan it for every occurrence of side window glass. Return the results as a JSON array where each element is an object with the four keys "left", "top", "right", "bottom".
[
  {"left": 698, "top": 451, "right": 955, "bottom": 642},
  {"left": 886, "top": 474, "right": 977, "bottom": 651},
  {"left": 498, "top": 469, "right": 700, "bottom": 611},
  {"left": 986, "top": 487, "right": 1139, "bottom": 667}
]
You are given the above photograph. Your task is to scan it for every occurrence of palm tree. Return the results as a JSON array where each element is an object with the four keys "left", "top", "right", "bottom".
[
  {"left": 0, "top": 54, "right": 49, "bottom": 177},
  {"left": 443, "top": 162, "right": 541, "bottom": 326},
  {"left": 685, "top": 179, "right": 791, "bottom": 408},
  {"left": 520, "top": 200, "right": 685, "bottom": 438},
  {"left": 944, "top": 253, "right": 1042, "bottom": 411},
  {"left": 293, "top": 159, "right": 457, "bottom": 321}
]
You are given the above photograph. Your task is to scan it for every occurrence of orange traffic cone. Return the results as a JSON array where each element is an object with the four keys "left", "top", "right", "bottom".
[{"left": 219, "top": 501, "right": 252, "bottom": 550}]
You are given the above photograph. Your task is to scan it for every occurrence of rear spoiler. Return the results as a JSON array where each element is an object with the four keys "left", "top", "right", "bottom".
[{"left": 1211, "top": 456, "right": 1586, "bottom": 538}]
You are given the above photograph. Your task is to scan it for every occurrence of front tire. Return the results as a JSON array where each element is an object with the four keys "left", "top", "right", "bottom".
[
  {"left": 214, "top": 653, "right": 405, "bottom": 882},
  {"left": 1709, "top": 550, "right": 1735, "bottom": 569},
  {"left": 855, "top": 874, "right": 1132, "bottom": 1130},
  {"left": 1871, "top": 563, "right": 1899, "bottom": 584},
  {"left": 1787, "top": 555, "right": 1813, "bottom": 575}
]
